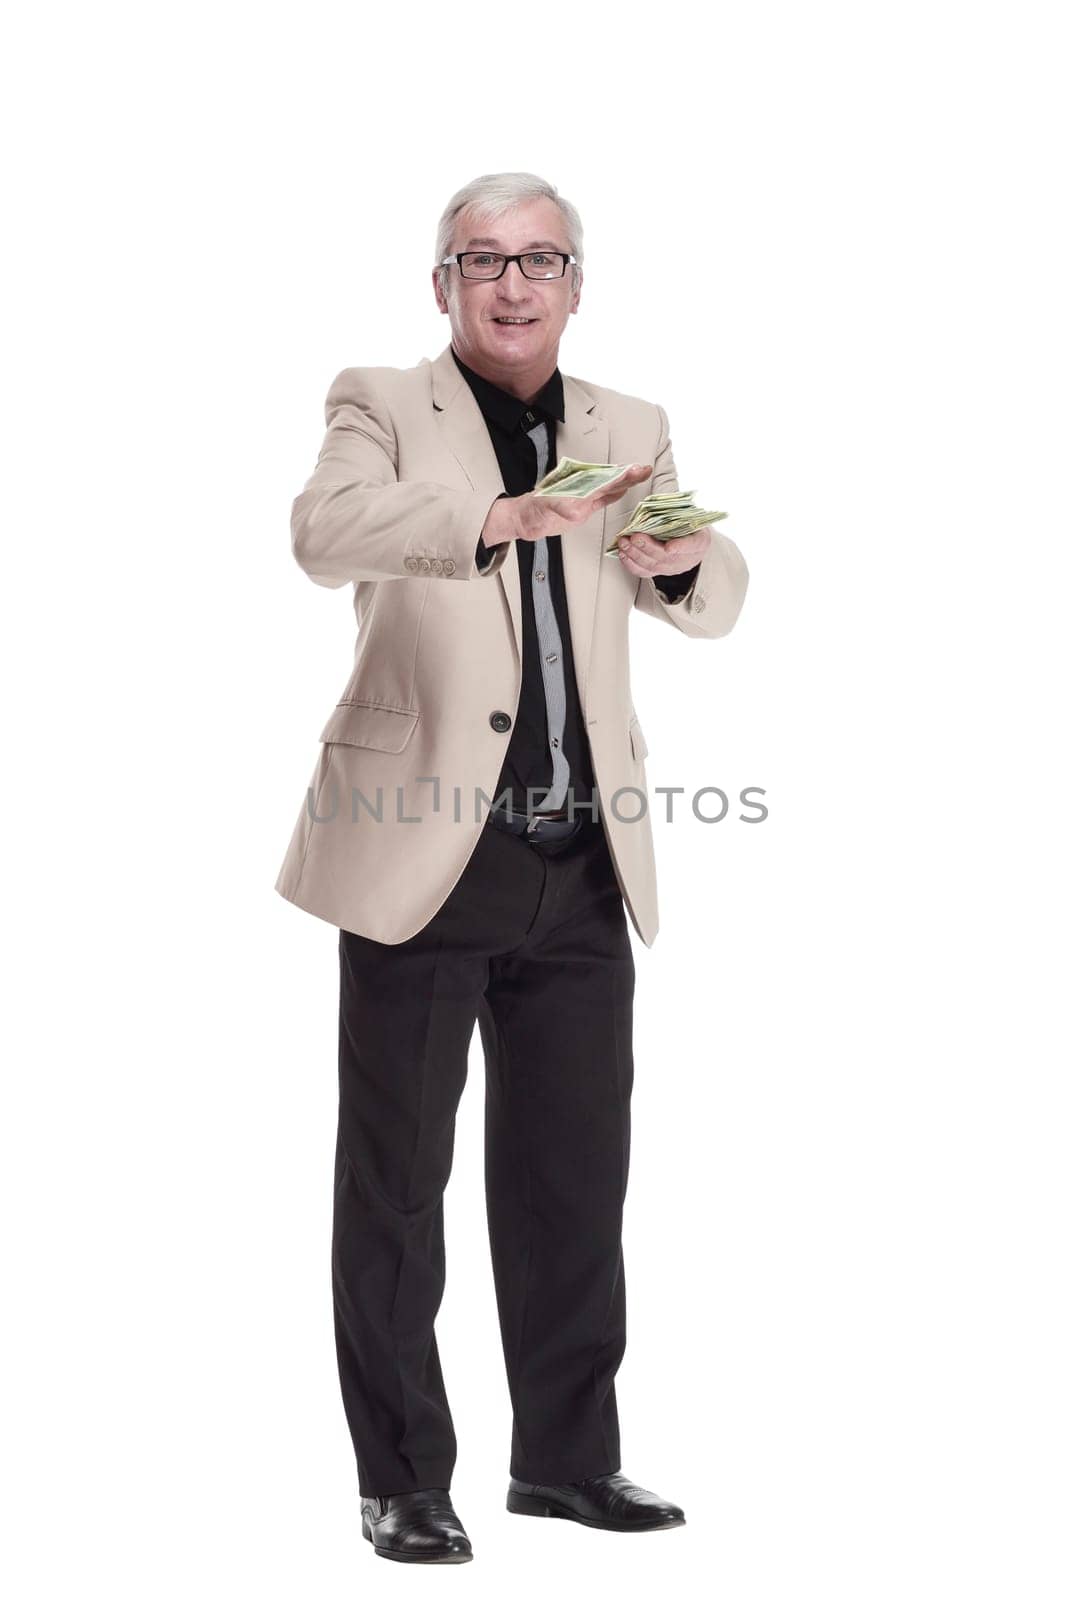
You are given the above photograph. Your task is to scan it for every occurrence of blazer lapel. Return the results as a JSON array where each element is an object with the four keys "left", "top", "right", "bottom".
[{"left": 428, "top": 345, "right": 609, "bottom": 711}]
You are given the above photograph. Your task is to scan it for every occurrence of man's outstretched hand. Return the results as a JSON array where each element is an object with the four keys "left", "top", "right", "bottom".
[
  {"left": 481, "top": 464, "right": 653, "bottom": 548},
  {"left": 615, "top": 524, "right": 713, "bottom": 578}
]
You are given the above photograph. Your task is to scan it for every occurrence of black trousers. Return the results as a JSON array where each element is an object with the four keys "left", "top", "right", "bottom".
[{"left": 332, "top": 814, "right": 636, "bottom": 1496}]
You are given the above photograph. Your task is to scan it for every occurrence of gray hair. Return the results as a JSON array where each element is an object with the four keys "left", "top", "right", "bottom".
[{"left": 434, "top": 171, "right": 584, "bottom": 296}]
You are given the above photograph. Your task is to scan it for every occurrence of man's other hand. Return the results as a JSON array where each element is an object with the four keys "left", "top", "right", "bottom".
[
  {"left": 481, "top": 463, "right": 652, "bottom": 548},
  {"left": 616, "top": 524, "right": 712, "bottom": 578}
]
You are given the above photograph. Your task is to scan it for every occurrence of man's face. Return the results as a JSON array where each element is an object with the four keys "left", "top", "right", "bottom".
[{"left": 433, "top": 198, "right": 581, "bottom": 389}]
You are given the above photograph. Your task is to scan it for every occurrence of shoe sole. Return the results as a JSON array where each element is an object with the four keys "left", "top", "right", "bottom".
[
  {"left": 505, "top": 1489, "right": 685, "bottom": 1532},
  {"left": 362, "top": 1522, "right": 473, "bottom": 1563}
]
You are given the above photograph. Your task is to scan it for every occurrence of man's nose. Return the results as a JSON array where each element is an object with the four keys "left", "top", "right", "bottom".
[{"left": 496, "top": 259, "right": 532, "bottom": 297}]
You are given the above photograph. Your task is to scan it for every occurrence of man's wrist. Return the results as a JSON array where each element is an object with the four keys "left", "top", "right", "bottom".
[
  {"left": 474, "top": 532, "right": 495, "bottom": 573},
  {"left": 652, "top": 563, "right": 701, "bottom": 602},
  {"left": 480, "top": 491, "right": 514, "bottom": 551}
]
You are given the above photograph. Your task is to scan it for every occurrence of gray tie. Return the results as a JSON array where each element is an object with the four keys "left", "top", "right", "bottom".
[{"left": 525, "top": 419, "right": 571, "bottom": 811}]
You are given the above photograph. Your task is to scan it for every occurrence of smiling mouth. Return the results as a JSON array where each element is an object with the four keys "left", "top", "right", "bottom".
[{"left": 491, "top": 317, "right": 538, "bottom": 325}]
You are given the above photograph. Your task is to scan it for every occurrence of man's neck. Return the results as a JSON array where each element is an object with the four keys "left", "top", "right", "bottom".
[{"left": 451, "top": 344, "right": 558, "bottom": 403}]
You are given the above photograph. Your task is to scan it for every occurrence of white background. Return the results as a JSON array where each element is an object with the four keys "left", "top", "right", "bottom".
[{"left": 4, "top": 2, "right": 1064, "bottom": 1595}]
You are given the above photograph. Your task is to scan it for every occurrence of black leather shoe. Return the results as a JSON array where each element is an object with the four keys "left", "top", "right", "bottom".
[
  {"left": 506, "top": 1470, "right": 685, "bottom": 1531},
  {"left": 360, "top": 1489, "right": 473, "bottom": 1563}
]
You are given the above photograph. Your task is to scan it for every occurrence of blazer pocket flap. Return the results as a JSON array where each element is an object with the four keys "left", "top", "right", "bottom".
[
  {"left": 629, "top": 715, "right": 649, "bottom": 762},
  {"left": 319, "top": 701, "right": 420, "bottom": 752}
]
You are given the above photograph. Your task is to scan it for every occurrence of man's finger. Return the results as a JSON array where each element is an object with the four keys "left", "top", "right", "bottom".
[
  {"left": 595, "top": 477, "right": 640, "bottom": 508},
  {"left": 551, "top": 500, "right": 595, "bottom": 524}
]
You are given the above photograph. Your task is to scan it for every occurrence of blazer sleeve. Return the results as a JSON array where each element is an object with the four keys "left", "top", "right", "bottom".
[
  {"left": 290, "top": 367, "right": 511, "bottom": 588},
  {"left": 633, "top": 405, "right": 750, "bottom": 639}
]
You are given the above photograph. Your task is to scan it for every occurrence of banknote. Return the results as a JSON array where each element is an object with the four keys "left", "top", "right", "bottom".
[
  {"left": 604, "top": 490, "right": 728, "bottom": 556},
  {"left": 532, "top": 456, "right": 633, "bottom": 497}
]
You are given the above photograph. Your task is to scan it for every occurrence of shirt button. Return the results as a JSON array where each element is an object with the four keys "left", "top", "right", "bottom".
[
  {"left": 546, "top": 653, "right": 558, "bottom": 663},
  {"left": 551, "top": 737, "right": 559, "bottom": 747},
  {"left": 534, "top": 570, "right": 546, "bottom": 581},
  {"left": 490, "top": 711, "right": 512, "bottom": 733}
]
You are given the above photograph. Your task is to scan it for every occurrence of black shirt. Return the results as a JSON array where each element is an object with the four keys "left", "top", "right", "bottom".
[{"left": 452, "top": 345, "right": 697, "bottom": 825}]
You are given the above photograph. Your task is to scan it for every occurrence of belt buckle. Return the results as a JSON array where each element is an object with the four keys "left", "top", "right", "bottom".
[{"left": 527, "top": 809, "right": 574, "bottom": 837}]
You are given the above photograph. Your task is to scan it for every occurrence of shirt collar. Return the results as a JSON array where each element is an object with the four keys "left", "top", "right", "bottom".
[{"left": 451, "top": 344, "right": 565, "bottom": 431}]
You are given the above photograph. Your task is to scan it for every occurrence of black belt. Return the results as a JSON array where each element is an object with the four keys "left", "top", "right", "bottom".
[{"left": 487, "top": 803, "right": 585, "bottom": 843}]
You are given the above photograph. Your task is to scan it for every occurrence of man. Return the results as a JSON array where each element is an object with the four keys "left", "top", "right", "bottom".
[{"left": 275, "top": 172, "right": 749, "bottom": 1564}]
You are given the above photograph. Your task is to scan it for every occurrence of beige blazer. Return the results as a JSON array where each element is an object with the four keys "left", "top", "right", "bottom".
[{"left": 274, "top": 344, "right": 749, "bottom": 946}]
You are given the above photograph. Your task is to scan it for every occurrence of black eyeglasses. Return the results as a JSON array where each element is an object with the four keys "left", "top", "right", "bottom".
[{"left": 438, "top": 252, "right": 577, "bottom": 281}]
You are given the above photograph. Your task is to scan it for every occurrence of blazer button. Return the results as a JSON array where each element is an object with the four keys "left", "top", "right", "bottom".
[
  {"left": 693, "top": 594, "right": 706, "bottom": 612},
  {"left": 443, "top": 558, "right": 456, "bottom": 575},
  {"left": 404, "top": 556, "right": 419, "bottom": 573},
  {"left": 431, "top": 558, "right": 443, "bottom": 573},
  {"left": 419, "top": 558, "right": 432, "bottom": 573},
  {"left": 490, "top": 711, "right": 512, "bottom": 733}
]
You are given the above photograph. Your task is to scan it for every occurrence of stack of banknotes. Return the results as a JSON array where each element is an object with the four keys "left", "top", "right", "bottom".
[
  {"left": 532, "top": 457, "right": 633, "bottom": 497},
  {"left": 533, "top": 456, "right": 727, "bottom": 555}
]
